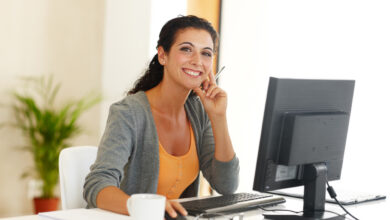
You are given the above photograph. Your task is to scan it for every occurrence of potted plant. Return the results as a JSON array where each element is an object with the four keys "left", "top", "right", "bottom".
[{"left": 10, "top": 75, "right": 101, "bottom": 213}]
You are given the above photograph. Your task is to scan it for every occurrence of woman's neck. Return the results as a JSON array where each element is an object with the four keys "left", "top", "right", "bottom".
[{"left": 145, "top": 82, "right": 190, "bottom": 118}]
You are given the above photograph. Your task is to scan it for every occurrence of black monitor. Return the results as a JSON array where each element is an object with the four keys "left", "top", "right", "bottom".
[{"left": 253, "top": 77, "right": 355, "bottom": 220}]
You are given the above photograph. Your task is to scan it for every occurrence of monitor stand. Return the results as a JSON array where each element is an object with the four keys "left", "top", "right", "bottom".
[{"left": 263, "top": 163, "right": 346, "bottom": 220}]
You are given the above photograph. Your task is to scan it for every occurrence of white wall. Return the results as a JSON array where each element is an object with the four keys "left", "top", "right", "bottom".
[
  {"left": 220, "top": 0, "right": 390, "bottom": 196},
  {"left": 149, "top": 0, "right": 187, "bottom": 58},
  {"left": 100, "top": 0, "right": 152, "bottom": 132},
  {"left": 100, "top": 0, "right": 186, "bottom": 133},
  {"left": 0, "top": 0, "right": 104, "bottom": 217}
]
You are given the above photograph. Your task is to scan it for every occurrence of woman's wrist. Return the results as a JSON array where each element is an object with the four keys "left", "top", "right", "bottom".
[
  {"left": 209, "top": 115, "right": 235, "bottom": 162},
  {"left": 209, "top": 113, "right": 227, "bottom": 125},
  {"left": 97, "top": 186, "right": 130, "bottom": 215}
]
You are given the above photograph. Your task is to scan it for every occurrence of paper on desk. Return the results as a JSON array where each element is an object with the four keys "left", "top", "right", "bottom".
[{"left": 38, "top": 208, "right": 130, "bottom": 220}]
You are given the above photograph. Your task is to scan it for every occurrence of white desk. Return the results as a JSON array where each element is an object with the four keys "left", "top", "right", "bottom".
[{"left": 2, "top": 196, "right": 388, "bottom": 219}]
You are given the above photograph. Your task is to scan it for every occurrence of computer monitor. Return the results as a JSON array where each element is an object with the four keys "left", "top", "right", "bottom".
[{"left": 253, "top": 77, "right": 355, "bottom": 219}]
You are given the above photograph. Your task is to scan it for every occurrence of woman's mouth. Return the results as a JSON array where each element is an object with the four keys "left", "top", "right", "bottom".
[{"left": 183, "top": 68, "right": 202, "bottom": 77}]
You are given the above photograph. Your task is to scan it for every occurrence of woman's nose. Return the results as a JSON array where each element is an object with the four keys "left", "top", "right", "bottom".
[{"left": 190, "top": 52, "right": 202, "bottom": 66}]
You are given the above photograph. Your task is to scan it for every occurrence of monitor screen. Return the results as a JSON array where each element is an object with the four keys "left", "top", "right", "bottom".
[{"left": 253, "top": 77, "right": 355, "bottom": 219}]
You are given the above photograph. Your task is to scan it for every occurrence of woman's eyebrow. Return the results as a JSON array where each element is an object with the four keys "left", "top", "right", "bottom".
[{"left": 178, "top": 42, "right": 213, "bottom": 51}]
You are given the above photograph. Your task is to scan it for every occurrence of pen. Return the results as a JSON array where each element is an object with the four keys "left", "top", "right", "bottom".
[{"left": 214, "top": 66, "right": 225, "bottom": 81}]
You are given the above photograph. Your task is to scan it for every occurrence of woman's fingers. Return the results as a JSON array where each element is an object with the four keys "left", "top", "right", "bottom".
[
  {"left": 170, "top": 201, "right": 188, "bottom": 216},
  {"left": 194, "top": 84, "right": 222, "bottom": 101},
  {"left": 165, "top": 201, "right": 177, "bottom": 218},
  {"left": 193, "top": 87, "right": 206, "bottom": 101},
  {"left": 208, "top": 86, "right": 223, "bottom": 99},
  {"left": 208, "top": 70, "right": 217, "bottom": 84},
  {"left": 205, "top": 84, "right": 218, "bottom": 98},
  {"left": 202, "top": 78, "right": 210, "bottom": 91},
  {"left": 202, "top": 70, "right": 217, "bottom": 91},
  {"left": 165, "top": 200, "right": 187, "bottom": 218}
]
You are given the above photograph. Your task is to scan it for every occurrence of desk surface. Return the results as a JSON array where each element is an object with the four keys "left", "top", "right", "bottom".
[{"left": 2, "top": 195, "right": 388, "bottom": 220}]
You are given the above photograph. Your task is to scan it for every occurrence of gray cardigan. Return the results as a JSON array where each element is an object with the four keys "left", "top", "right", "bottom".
[{"left": 83, "top": 92, "right": 239, "bottom": 208}]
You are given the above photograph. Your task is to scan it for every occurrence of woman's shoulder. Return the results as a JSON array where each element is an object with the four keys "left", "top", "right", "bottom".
[{"left": 109, "top": 91, "right": 151, "bottom": 116}]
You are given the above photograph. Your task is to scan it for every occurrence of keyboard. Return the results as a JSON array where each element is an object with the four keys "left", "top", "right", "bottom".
[{"left": 180, "top": 192, "right": 286, "bottom": 216}]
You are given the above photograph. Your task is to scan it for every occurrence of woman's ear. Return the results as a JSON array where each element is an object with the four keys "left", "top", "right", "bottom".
[{"left": 157, "top": 46, "right": 167, "bottom": 65}]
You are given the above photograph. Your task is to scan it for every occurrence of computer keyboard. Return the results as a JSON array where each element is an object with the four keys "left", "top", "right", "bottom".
[{"left": 180, "top": 192, "right": 286, "bottom": 215}]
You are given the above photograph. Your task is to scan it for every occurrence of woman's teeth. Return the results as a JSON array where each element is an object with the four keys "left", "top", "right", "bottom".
[{"left": 184, "top": 69, "right": 201, "bottom": 77}]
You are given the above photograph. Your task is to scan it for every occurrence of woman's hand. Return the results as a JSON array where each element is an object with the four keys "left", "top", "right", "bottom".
[
  {"left": 165, "top": 200, "right": 187, "bottom": 219},
  {"left": 193, "top": 70, "right": 227, "bottom": 120}
]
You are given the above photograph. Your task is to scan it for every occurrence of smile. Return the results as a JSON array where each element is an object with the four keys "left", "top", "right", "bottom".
[{"left": 183, "top": 68, "right": 202, "bottom": 77}]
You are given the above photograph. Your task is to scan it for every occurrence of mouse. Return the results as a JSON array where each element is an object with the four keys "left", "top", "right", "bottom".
[{"left": 164, "top": 211, "right": 188, "bottom": 220}]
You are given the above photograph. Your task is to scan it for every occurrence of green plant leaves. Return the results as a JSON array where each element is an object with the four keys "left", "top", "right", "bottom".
[{"left": 10, "top": 75, "right": 101, "bottom": 198}]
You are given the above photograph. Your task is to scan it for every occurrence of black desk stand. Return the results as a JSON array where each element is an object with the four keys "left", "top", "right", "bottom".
[{"left": 263, "top": 164, "right": 346, "bottom": 220}]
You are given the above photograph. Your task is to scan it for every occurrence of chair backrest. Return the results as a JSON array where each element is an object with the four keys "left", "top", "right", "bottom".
[{"left": 59, "top": 146, "right": 97, "bottom": 209}]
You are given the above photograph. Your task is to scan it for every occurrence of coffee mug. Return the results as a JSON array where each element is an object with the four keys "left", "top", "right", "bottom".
[{"left": 127, "top": 194, "right": 166, "bottom": 220}]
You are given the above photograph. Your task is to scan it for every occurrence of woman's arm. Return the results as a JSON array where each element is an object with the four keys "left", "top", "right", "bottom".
[
  {"left": 193, "top": 72, "right": 239, "bottom": 194},
  {"left": 96, "top": 186, "right": 130, "bottom": 215},
  {"left": 208, "top": 115, "right": 235, "bottom": 162},
  {"left": 193, "top": 71, "right": 235, "bottom": 162},
  {"left": 83, "top": 103, "right": 135, "bottom": 208}
]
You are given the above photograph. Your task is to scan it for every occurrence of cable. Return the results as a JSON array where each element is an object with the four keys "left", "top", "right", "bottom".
[
  {"left": 322, "top": 209, "right": 347, "bottom": 217},
  {"left": 326, "top": 181, "right": 360, "bottom": 220},
  {"left": 258, "top": 206, "right": 302, "bottom": 214},
  {"left": 259, "top": 206, "right": 346, "bottom": 217},
  {"left": 194, "top": 206, "right": 348, "bottom": 219},
  {"left": 194, "top": 211, "right": 244, "bottom": 220}
]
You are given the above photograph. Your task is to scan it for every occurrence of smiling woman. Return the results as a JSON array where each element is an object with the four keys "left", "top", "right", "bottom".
[{"left": 83, "top": 15, "right": 239, "bottom": 219}]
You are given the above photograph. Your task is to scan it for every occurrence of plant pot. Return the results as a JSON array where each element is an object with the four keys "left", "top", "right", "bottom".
[{"left": 33, "top": 197, "right": 59, "bottom": 214}]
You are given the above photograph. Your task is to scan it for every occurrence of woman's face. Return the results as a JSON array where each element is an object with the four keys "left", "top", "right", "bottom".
[{"left": 158, "top": 28, "right": 214, "bottom": 91}]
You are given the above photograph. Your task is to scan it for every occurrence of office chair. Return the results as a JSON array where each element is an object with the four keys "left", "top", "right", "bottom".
[{"left": 59, "top": 146, "right": 97, "bottom": 209}]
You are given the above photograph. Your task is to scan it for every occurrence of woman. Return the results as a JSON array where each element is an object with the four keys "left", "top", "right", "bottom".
[{"left": 83, "top": 15, "right": 239, "bottom": 218}]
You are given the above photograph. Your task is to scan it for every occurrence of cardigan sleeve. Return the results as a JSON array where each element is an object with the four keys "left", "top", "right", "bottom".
[
  {"left": 198, "top": 118, "right": 240, "bottom": 195},
  {"left": 83, "top": 102, "right": 136, "bottom": 208}
]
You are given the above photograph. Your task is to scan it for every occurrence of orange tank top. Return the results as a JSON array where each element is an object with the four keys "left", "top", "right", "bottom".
[{"left": 157, "top": 124, "right": 199, "bottom": 199}]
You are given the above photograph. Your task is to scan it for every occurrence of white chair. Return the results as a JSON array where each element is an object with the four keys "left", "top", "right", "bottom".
[{"left": 59, "top": 146, "right": 97, "bottom": 209}]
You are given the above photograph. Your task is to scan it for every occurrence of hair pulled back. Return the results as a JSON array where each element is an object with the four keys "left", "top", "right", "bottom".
[{"left": 128, "top": 15, "right": 218, "bottom": 95}]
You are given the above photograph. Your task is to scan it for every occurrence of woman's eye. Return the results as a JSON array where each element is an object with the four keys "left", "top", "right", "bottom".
[
  {"left": 202, "top": 52, "right": 212, "bottom": 57},
  {"left": 180, "top": 47, "right": 191, "bottom": 52}
]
